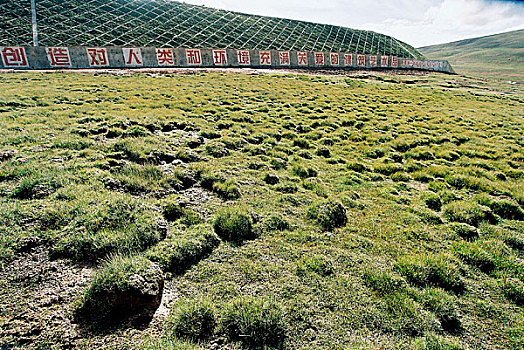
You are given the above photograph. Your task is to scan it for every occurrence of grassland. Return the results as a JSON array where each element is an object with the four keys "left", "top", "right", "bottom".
[
  {"left": 0, "top": 0, "right": 422, "bottom": 58},
  {"left": 0, "top": 70, "right": 523, "bottom": 349},
  {"left": 419, "top": 30, "right": 524, "bottom": 84}
]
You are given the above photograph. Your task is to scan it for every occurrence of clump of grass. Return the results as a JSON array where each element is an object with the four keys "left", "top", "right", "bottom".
[
  {"left": 443, "top": 201, "right": 497, "bottom": 227},
  {"left": 112, "top": 139, "right": 150, "bottom": 163},
  {"left": 263, "top": 173, "right": 280, "bottom": 185},
  {"left": 438, "top": 190, "right": 460, "bottom": 205},
  {"left": 270, "top": 157, "right": 287, "bottom": 170},
  {"left": 293, "top": 138, "right": 310, "bottom": 149},
  {"left": 146, "top": 225, "right": 219, "bottom": 273},
  {"left": 448, "top": 223, "right": 478, "bottom": 241},
  {"left": 51, "top": 194, "right": 164, "bottom": 261},
  {"left": 205, "top": 142, "right": 229, "bottom": 158},
  {"left": 481, "top": 198, "right": 524, "bottom": 221},
  {"left": 307, "top": 200, "right": 347, "bottom": 231},
  {"left": 179, "top": 209, "right": 204, "bottom": 227},
  {"left": 503, "top": 232, "right": 524, "bottom": 253},
  {"left": 175, "top": 148, "right": 201, "bottom": 163},
  {"left": 212, "top": 179, "right": 241, "bottom": 200},
  {"left": 199, "top": 170, "right": 225, "bottom": 190},
  {"left": 382, "top": 293, "right": 438, "bottom": 336},
  {"left": 410, "top": 207, "right": 443, "bottom": 225},
  {"left": 125, "top": 125, "right": 150, "bottom": 137},
  {"left": 499, "top": 278, "right": 524, "bottom": 306},
  {"left": 275, "top": 182, "right": 298, "bottom": 194},
  {"left": 394, "top": 254, "right": 464, "bottom": 294},
  {"left": 112, "top": 163, "right": 169, "bottom": 194},
  {"left": 75, "top": 254, "right": 162, "bottom": 325},
  {"left": 199, "top": 170, "right": 241, "bottom": 200},
  {"left": 315, "top": 146, "right": 331, "bottom": 158},
  {"left": 346, "top": 161, "right": 368, "bottom": 173},
  {"left": 424, "top": 193, "right": 442, "bottom": 211},
  {"left": 296, "top": 255, "right": 334, "bottom": 277},
  {"left": 406, "top": 147, "right": 435, "bottom": 161},
  {"left": 373, "top": 162, "right": 403, "bottom": 175},
  {"left": 302, "top": 178, "right": 328, "bottom": 198},
  {"left": 446, "top": 174, "right": 492, "bottom": 193},
  {"left": 264, "top": 215, "right": 290, "bottom": 232},
  {"left": 161, "top": 199, "right": 202, "bottom": 226},
  {"left": 162, "top": 201, "right": 185, "bottom": 221},
  {"left": 11, "top": 168, "right": 69, "bottom": 200},
  {"left": 365, "top": 147, "right": 385, "bottom": 159},
  {"left": 414, "top": 287, "right": 462, "bottom": 334},
  {"left": 185, "top": 137, "right": 203, "bottom": 149},
  {"left": 413, "top": 334, "right": 464, "bottom": 350},
  {"left": 213, "top": 207, "right": 255, "bottom": 242},
  {"left": 292, "top": 163, "right": 318, "bottom": 179},
  {"left": 363, "top": 269, "right": 406, "bottom": 295},
  {"left": 167, "top": 168, "right": 197, "bottom": 190},
  {"left": 219, "top": 297, "right": 287, "bottom": 349},
  {"left": 166, "top": 297, "right": 216, "bottom": 341},
  {"left": 453, "top": 241, "right": 495, "bottom": 273},
  {"left": 391, "top": 172, "right": 411, "bottom": 182}
]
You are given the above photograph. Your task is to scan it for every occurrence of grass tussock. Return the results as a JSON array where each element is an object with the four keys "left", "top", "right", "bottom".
[
  {"left": 213, "top": 207, "right": 255, "bottom": 242},
  {"left": 395, "top": 254, "right": 465, "bottom": 294}
]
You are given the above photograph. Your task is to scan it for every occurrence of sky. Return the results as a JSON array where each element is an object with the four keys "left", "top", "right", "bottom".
[{"left": 181, "top": 0, "right": 524, "bottom": 47}]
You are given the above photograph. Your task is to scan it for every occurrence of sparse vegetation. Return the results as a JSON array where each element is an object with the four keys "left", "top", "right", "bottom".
[{"left": 0, "top": 71, "right": 523, "bottom": 349}]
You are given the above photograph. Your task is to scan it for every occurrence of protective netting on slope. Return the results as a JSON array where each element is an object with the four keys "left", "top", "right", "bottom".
[{"left": 0, "top": 0, "right": 423, "bottom": 58}]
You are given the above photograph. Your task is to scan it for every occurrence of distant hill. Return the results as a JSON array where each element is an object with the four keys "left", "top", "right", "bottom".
[
  {"left": 0, "top": 0, "right": 422, "bottom": 58},
  {"left": 419, "top": 30, "right": 524, "bottom": 82}
]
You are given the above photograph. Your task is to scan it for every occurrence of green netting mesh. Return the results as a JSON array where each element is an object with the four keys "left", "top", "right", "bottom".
[{"left": 0, "top": 0, "right": 423, "bottom": 58}]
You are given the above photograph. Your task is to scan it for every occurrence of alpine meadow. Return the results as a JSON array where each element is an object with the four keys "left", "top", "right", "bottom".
[{"left": 1, "top": 1, "right": 524, "bottom": 350}]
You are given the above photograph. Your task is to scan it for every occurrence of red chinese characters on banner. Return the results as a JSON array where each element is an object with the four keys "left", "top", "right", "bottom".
[
  {"left": 370, "top": 55, "right": 378, "bottom": 67},
  {"left": 297, "top": 52, "right": 308, "bottom": 66},
  {"left": 156, "top": 48, "right": 174, "bottom": 66},
  {"left": 46, "top": 47, "right": 71, "bottom": 67},
  {"left": 357, "top": 55, "right": 366, "bottom": 67},
  {"left": 86, "top": 48, "right": 109, "bottom": 67},
  {"left": 315, "top": 52, "right": 324, "bottom": 65},
  {"left": 237, "top": 50, "right": 251, "bottom": 65},
  {"left": 259, "top": 51, "right": 271, "bottom": 65},
  {"left": 330, "top": 53, "right": 339, "bottom": 66},
  {"left": 391, "top": 56, "right": 398, "bottom": 68},
  {"left": 381, "top": 56, "right": 389, "bottom": 67},
  {"left": 123, "top": 48, "right": 143, "bottom": 66},
  {"left": 1, "top": 47, "right": 28, "bottom": 67},
  {"left": 279, "top": 51, "right": 290, "bottom": 65},
  {"left": 212, "top": 50, "right": 227, "bottom": 65},
  {"left": 344, "top": 54, "right": 352, "bottom": 66},
  {"left": 186, "top": 49, "right": 202, "bottom": 65}
]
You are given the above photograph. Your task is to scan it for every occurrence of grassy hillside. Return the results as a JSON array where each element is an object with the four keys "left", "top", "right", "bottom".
[
  {"left": 419, "top": 30, "right": 524, "bottom": 82},
  {"left": 0, "top": 71, "right": 523, "bottom": 349},
  {"left": 0, "top": 0, "right": 422, "bottom": 58}
]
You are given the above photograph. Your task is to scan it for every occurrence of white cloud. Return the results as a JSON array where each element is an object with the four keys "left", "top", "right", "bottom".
[
  {"left": 370, "top": 0, "right": 524, "bottom": 46},
  {"left": 181, "top": 0, "right": 524, "bottom": 46}
]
